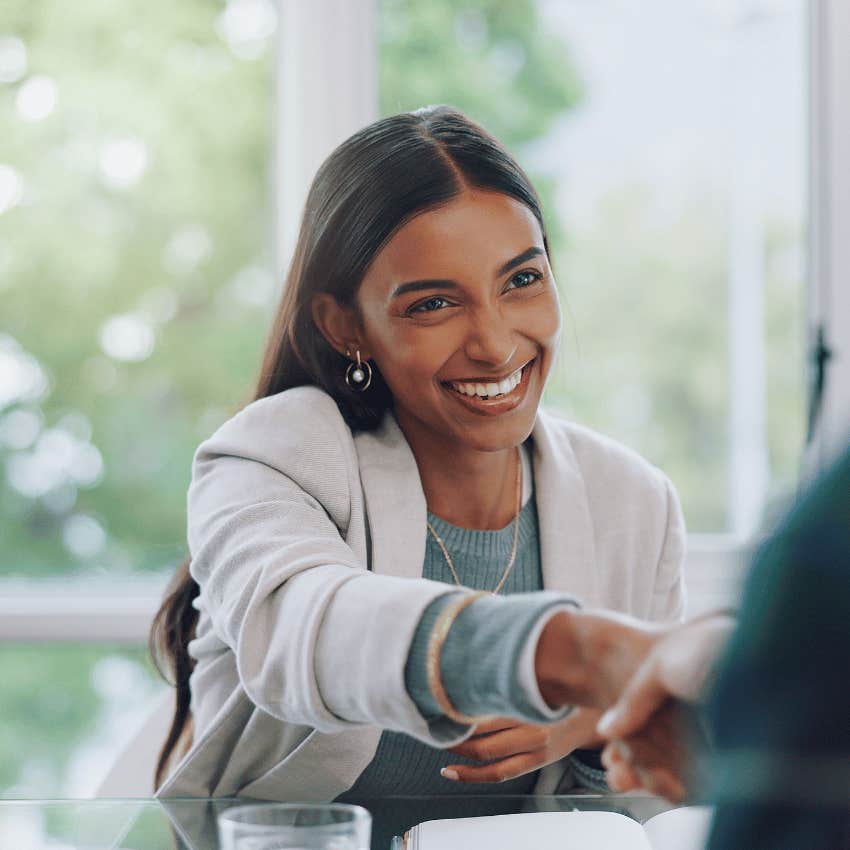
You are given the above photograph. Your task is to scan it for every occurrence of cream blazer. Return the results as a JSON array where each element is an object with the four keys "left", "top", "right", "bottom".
[{"left": 156, "top": 386, "right": 685, "bottom": 800}]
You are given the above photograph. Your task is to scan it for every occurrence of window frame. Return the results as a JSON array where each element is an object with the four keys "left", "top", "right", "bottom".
[
  {"left": 806, "top": 0, "right": 850, "bottom": 473},
  {"left": 3, "top": 0, "right": 846, "bottom": 641}
]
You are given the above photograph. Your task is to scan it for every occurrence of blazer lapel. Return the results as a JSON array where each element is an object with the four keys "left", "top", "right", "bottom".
[
  {"left": 354, "top": 412, "right": 428, "bottom": 579},
  {"left": 532, "top": 410, "right": 600, "bottom": 606}
]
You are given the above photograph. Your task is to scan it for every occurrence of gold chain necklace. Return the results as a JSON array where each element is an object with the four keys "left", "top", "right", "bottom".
[{"left": 426, "top": 446, "right": 522, "bottom": 596}]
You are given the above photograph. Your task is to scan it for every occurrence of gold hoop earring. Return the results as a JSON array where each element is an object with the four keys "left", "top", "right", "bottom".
[{"left": 344, "top": 349, "right": 372, "bottom": 392}]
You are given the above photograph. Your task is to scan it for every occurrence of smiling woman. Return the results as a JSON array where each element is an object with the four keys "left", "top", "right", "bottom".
[{"left": 150, "top": 106, "right": 686, "bottom": 802}]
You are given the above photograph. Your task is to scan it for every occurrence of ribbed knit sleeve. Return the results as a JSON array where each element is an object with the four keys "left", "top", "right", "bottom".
[{"left": 405, "top": 591, "right": 578, "bottom": 736}]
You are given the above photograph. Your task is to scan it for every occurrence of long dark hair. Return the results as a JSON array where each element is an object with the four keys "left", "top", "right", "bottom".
[{"left": 149, "top": 105, "right": 551, "bottom": 788}]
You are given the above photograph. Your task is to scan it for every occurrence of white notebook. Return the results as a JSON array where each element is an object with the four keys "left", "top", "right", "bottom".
[{"left": 408, "top": 805, "right": 712, "bottom": 850}]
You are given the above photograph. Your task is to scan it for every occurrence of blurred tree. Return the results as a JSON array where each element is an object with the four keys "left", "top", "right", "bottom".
[
  {"left": 380, "top": 0, "right": 581, "bottom": 147},
  {"left": 379, "top": 0, "right": 582, "bottom": 244},
  {"left": 545, "top": 184, "right": 804, "bottom": 532},
  {"left": 0, "top": 645, "right": 160, "bottom": 796},
  {"left": 0, "top": 0, "right": 276, "bottom": 578},
  {"left": 545, "top": 184, "right": 731, "bottom": 529}
]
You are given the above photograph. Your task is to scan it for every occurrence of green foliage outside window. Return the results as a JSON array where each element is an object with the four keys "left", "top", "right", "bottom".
[{"left": 1, "top": 0, "right": 275, "bottom": 580}]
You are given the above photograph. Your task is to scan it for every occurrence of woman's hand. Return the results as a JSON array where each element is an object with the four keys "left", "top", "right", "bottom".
[{"left": 440, "top": 708, "right": 604, "bottom": 784}]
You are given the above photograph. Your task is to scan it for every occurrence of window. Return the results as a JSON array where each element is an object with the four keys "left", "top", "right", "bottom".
[
  {"left": 1, "top": 0, "right": 277, "bottom": 796},
  {"left": 3, "top": 0, "right": 848, "bottom": 799}
]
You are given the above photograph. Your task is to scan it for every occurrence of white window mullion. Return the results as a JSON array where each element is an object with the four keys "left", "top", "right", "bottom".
[
  {"left": 727, "top": 36, "right": 768, "bottom": 538},
  {"left": 274, "top": 0, "right": 379, "bottom": 278},
  {"left": 807, "top": 0, "right": 850, "bottom": 473}
]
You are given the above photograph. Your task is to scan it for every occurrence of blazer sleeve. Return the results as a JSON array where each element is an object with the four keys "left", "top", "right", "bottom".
[
  {"left": 648, "top": 474, "right": 687, "bottom": 623},
  {"left": 187, "top": 445, "right": 461, "bottom": 744}
]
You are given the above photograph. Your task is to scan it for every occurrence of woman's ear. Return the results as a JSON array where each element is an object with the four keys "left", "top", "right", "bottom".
[{"left": 311, "top": 293, "right": 363, "bottom": 357}]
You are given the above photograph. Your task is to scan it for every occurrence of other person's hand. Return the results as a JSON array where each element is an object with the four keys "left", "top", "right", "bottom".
[
  {"left": 601, "top": 699, "right": 709, "bottom": 801},
  {"left": 440, "top": 708, "right": 603, "bottom": 783},
  {"left": 596, "top": 613, "right": 734, "bottom": 739}
]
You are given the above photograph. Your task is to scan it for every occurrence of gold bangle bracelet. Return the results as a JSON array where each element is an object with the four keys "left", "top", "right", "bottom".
[{"left": 426, "top": 590, "right": 492, "bottom": 726}]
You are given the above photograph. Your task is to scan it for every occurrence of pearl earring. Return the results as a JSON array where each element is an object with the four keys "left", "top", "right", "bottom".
[{"left": 344, "top": 349, "right": 372, "bottom": 392}]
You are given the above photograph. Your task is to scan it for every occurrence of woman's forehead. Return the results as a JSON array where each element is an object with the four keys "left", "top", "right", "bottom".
[{"left": 369, "top": 190, "right": 544, "bottom": 285}]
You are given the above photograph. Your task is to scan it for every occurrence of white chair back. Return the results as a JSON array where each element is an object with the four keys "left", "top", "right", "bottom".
[{"left": 93, "top": 688, "right": 173, "bottom": 797}]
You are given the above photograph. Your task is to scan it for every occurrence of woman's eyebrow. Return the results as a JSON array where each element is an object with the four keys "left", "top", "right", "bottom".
[
  {"left": 390, "top": 246, "right": 545, "bottom": 299},
  {"left": 390, "top": 278, "right": 463, "bottom": 299},
  {"left": 496, "top": 245, "right": 545, "bottom": 276}
]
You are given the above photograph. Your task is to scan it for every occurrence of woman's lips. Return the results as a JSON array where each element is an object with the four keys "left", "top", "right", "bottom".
[{"left": 441, "top": 358, "right": 534, "bottom": 416}]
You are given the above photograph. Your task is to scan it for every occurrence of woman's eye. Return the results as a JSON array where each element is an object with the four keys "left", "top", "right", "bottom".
[
  {"left": 506, "top": 269, "right": 543, "bottom": 290},
  {"left": 410, "top": 295, "right": 450, "bottom": 314}
]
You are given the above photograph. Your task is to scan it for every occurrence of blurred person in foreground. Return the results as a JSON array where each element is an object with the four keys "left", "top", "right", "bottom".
[{"left": 597, "top": 444, "right": 850, "bottom": 849}]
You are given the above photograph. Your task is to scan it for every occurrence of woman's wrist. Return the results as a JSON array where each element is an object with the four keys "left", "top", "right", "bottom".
[
  {"left": 535, "top": 609, "right": 591, "bottom": 708},
  {"left": 535, "top": 609, "right": 661, "bottom": 710}
]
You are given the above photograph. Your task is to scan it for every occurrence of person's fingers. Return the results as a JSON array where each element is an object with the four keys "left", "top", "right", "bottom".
[
  {"left": 601, "top": 740, "right": 629, "bottom": 769},
  {"left": 601, "top": 742, "right": 644, "bottom": 792},
  {"left": 441, "top": 753, "right": 537, "bottom": 784},
  {"left": 634, "top": 765, "right": 687, "bottom": 803},
  {"left": 597, "top": 657, "right": 668, "bottom": 739},
  {"left": 619, "top": 725, "right": 678, "bottom": 774},
  {"left": 604, "top": 706, "right": 693, "bottom": 801},
  {"left": 606, "top": 760, "right": 641, "bottom": 792},
  {"left": 448, "top": 724, "right": 549, "bottom": 761},
  {"left": 606, "top": 735, "right": 685, "bottom": 800}
]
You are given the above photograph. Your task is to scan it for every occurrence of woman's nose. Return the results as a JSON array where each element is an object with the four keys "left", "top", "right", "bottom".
[{"left": 462, "top": 308, "right": 517, "bottom": 368}]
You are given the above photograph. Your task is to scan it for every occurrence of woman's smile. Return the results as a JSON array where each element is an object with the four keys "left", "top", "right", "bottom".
[{"left": 440, "top": 356, "right": 536, "bottom": 417}]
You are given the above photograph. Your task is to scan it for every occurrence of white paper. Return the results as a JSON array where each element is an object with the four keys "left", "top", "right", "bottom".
[
  {"left": 642, "top": 805, "right": 713, "bottom": 850},
  {"left": 412, "top": 805, "right": 715, "bottom": 850},
  {"left": 414, "top": 810, "right": 651, "bottom": 850}
]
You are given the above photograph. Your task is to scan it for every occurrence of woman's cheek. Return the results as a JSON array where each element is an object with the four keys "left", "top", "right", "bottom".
[{"left": 526, "top": 293, "right": 562, "bottom": 353}]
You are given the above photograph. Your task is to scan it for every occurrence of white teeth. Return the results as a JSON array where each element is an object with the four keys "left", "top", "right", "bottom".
[{"left": 449, "top": 364, "right": 526, "bottom": 399}]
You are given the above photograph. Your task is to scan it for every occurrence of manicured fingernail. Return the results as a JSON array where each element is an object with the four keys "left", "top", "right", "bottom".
[
  {"left": 441, "top": 768, "right": 459, "bottom": 781},
  {"left": 597, "top": 709, "right": 618, "bottom": 734}
]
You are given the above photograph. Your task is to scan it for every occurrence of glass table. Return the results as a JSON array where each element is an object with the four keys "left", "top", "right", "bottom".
[{"left": 0, "top": 794, "right": 676, "bottom": 850}]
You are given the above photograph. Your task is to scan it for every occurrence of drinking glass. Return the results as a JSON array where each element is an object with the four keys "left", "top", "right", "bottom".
[{"left": 217, "top": 802, "right": 371, "bottom": 850}]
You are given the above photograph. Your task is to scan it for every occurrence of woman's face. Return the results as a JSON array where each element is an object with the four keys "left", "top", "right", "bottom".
[{"left": 355, "top": 188, "right": 562, "bottom": 454}]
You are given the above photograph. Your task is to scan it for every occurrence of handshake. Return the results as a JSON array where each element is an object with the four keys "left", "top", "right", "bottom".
[
  {"left": 444, "top": 609, "right": 735, "bottom": 800},
  {"left": 536, "top": 608, "right": 733, "bottom": 801}
]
